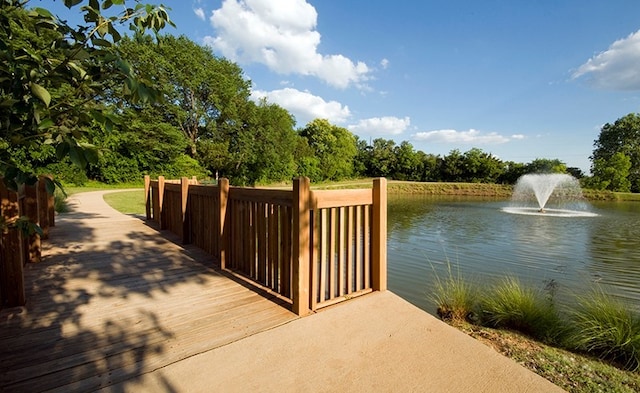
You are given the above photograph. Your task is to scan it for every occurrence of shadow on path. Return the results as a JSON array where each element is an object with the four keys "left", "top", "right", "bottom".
[{"left": 0, "top": 191, "right": 296, "bottom": 392}]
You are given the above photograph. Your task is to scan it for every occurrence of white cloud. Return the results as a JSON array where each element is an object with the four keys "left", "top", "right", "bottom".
[
  {"left": 511, "top": 134, "right": 525, "bottom": 140},
  {"left": 412, "top": 129, "right": 511, "bottom": 144},
  {"left": 203, "top": 0, "right": 370, "bottom": 89},
  {"left": 348, "top": 116, "right": 410, "bottom": 136},
  {"left": 194, "top": 7, "right": 205, "bottom": 20},
  {"left": 572, "top": 30, "right": 640, "bottom": 90},
  {"left": 251, "top": 88, "right": 351, "bottom": 125},
  {"left": 380, "top": 58, "right": 390, "bottom": 69}
]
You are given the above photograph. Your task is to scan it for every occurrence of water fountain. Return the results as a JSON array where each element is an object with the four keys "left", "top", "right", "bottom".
[{"left": 502, "top": 173, "right": 598, "bottom": 217}]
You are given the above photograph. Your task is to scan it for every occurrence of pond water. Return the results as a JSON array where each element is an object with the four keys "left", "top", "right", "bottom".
[{"left": 387, "top": 195, "right": 640, "bottom": 315}]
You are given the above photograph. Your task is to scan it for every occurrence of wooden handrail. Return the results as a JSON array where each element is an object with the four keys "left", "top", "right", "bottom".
[{"left": 144, "top": 175, "right": 387, "bottom": 316}]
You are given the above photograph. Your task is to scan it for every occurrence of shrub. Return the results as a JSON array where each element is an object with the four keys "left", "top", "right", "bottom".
[
  {"left": 567, "top": 289, "right": 640, "bottom": 371},
  {"left": 480, "top": 277, "right": 561, "bottom": 343},
  {"left": 41, "top": 159, "right": 88, "bottom": 186},
  {"left": 430, "top": 263, "right": 478, "bottom": 322}
]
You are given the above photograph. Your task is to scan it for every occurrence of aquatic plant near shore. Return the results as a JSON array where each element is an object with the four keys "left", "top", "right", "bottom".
[
  {"left": 479, "top": 277, "right": 562, "bottom": 343},
  {"left": 568, "top": 289, "right": 640, "bottom": 371},
  {"left": 429, "top": 262, "right": 478, "bottom": 322}
]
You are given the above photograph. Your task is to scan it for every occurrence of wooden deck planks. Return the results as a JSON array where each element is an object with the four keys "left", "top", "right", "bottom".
[{"left": 0, "top": 191, "right": 297, "bottom": 392}]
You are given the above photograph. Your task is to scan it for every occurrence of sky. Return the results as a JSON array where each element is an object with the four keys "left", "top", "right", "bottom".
[{"left": 43, "top": 0, "right": 640, "bottom": 173}]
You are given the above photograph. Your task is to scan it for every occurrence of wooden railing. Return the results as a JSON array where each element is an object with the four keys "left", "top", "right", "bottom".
[
  {"left": 145, "top": 176, "right": 387, "bottom": 315},
  {"left": 0, "top": 177, "right": 55, "bottom": 308}
]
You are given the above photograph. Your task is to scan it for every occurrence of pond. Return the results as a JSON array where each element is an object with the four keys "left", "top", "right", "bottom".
[{"left": 387, "top": 195, "right": 640, "bottom": 315}]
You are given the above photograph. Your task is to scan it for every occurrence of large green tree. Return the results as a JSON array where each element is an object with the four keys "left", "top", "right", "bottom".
[
  {"left": 299, "top": 119, "right": 357, "bottom": 181},
  {"left": 462, "top": 147, "right": 504, "bottom": 183},
  {"left": 0, "top": 0, "right": 173, "bottom": 190},
  {"left": 590, "top": 113, "right": 640, "bottom": 192},
  {"left": 116, "top": 34, "right": 251, "bottom": 159}
]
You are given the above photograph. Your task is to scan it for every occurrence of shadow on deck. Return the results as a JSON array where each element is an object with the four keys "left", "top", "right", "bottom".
[{"left": 0, "top": 192, "right": 297, "bottom": 392}]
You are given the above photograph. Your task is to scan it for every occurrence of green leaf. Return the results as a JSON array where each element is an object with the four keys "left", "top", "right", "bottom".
[
  {"left": 80, "top": 143, "right": 100, "bottom": 164},
  {"left": 33, "top": 8, "right": 54, "bottom": 18},
  {"left": 64, "top": 0, "right": 84, "bottom": 8},
  {"left": 67, "top": 61, "right": 87, "bottom": 79},
  {"left": 45, "top": 177, "right": 56, "bottom": 196},
  {"left": 38, "top": 118, "right": 54, "bottom": 130},
  {"left": 69, "top": 145, "right": 88, "bottom": 168},
  {"left": 56, "top": 142, "right": 70, "bottom": 160},
  {"left": 91, "top": 38, "right": 112, "bottom": 47},
  {"left": 30, "top": 82, "right": 51, "bottom": 107}
]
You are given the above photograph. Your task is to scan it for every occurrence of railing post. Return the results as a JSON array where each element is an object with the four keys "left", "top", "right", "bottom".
[
  {"left": 372, "top": 178, "right": 387, "bottom": 291},
  {"left": 0, "top": 183, "right": 26, "bottom": 307},
  {"left": 37, "top": 176, "right": 50, "bottom": 240},
  {"left": 144, "top": 175, "right": 151, "bottom": 220},
  {"left": 158, "top": 176, "right": 166, "bottom": 229},
  {"left": 218, "top": 178, "right": 229, "bottom": 269},
  {"left": 292, "top": 177, "right": 311, "bottom": 316},
  {"left": 22, "top": 184, "right": 41, "bottom": 263},
  {"left": 181, "top": 177, "right": 190, "bottom": 244},
  {"left": 47, "top": 178, "right": 54, "bottom": 228}
]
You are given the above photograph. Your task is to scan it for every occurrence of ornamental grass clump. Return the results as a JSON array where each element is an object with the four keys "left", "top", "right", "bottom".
[
  {"left": 480, "top": 277, "right": 561, "bottom": 343},
  {"left": 430, "top": 263, "right": 478, "bottom": 322},
  {"left": 567, "top": 289, "right": 640, "bottom": 371}
]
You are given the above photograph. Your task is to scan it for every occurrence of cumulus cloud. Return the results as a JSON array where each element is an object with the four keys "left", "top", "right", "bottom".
[
  {"left": 348, "top": 116, "right": 410, "bottom": 136},
  {"left": 572, "top": 30, "right": 640, "bottom": 90},
  {"left": 251, "top": 88, "right": 351, "bottom": 124},
  {"left": 203, "top": 0, "right": 370, "bottom": 89},
  {"left": 380, "top": 58, "right": 390, "bottom": 69},
  {"left": 193, "top": 7, "right": 205, "bottom": 20},
  {"left": 412, "top": 129, "right": 512, "bottom": 144}
]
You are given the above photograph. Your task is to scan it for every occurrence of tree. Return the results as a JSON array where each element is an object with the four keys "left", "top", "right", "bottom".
[
  {"left": 525, "top": 158, "right": 567, "bottom": 174},
  {"left": 238, "top": 100, "right": 297, "bottom": 185},
  {"left": 498, "top": 161, "right": 527, "bottom": 184},
  {"left": 416, "top": 151, "right": 440, "bottom": 182},
  {"left": 588, "top": 152, "right": 632, "bottom": 192},
  {"left": 299, "top": 119, "right": 357, "bottom": 181},
  {"left": 87, "top": 108, "right": 206, "bottom": 183},
  {"left": 591, "top": 113, "right": 640, "bottom": 192},
  {"left": 116, "top": 34, "right": 251, "bottom": 159},
  {"left": 566, "top": 167, "right": 584, "bottom": 179},
  {"left": 441, "top": 149, "right": 465, "bottom": 182},
  {"left": 462, "top": 148, "right": 504, "bottom": 183},
  {"left": 1, "top": 0, "right": 174, "bottom": 190},
  {"left": 393, "top": 141, "right": 421, "bottom": 181},
  {"left": 367, "top": 138, "right": 396, "bottom": 178}
]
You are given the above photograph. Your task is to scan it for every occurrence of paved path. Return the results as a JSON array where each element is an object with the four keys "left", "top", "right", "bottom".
[{"left": 1, "top": 190, "right": 564, "bottom": 392}]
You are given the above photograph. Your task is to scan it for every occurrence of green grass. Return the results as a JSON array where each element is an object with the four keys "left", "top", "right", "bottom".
[
  {"left": 102, "top": 190, "right": 146, "bottom": 215},
  {"left": 567, "top": 289, "right": 640, "bottom": 371},
  {"left": 54, "top": 182, "right": 144, "bottom": 214},
  {"left": 479, "top": 277, "right": 562, "bottom": 343}
]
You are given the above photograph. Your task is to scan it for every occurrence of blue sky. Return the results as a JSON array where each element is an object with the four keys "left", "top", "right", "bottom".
[{"left": 45, "top": 0, "right": 640, "bottom": 173}]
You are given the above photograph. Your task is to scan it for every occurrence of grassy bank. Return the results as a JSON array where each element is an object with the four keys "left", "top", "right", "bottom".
[{"left": 431, "top": 271, "right": 640, "bottom": 392}]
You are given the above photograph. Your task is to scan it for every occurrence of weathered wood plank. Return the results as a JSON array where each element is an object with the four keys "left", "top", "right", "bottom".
[{"left": 0, "top": 190, "right": 297, "bottom": 392}]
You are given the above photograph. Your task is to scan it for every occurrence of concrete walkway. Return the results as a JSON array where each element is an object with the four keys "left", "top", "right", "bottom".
[
  {"left": 37, "top": 190, "right": 562, "bottom": 392},
  {"left": 113, "top": 290, "right": 565, "bottom": 393}
]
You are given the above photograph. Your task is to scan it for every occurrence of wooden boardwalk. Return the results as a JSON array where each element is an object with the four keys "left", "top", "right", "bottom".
[{"left": 0, "top": 191, "right": 297, "bottom": 392}]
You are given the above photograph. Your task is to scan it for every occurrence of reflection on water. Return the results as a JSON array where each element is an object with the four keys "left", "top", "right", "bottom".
[{"left": 387, "top": 195, "right": 640, "bottom": 315}]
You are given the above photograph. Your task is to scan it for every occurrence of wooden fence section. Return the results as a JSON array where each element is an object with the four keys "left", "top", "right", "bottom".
[
  {"left": 145, "top": 175, "right": 387, "bottom": 315},
  {"left": 0, "top": 177, "right": 55, "bottom": 308}
]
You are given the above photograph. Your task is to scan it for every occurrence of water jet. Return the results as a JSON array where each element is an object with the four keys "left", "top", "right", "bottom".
[{"left": 502, "top": 173, "right": 597, "bottom": 217}]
